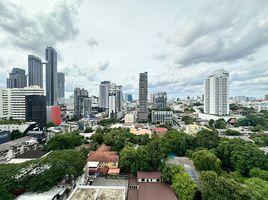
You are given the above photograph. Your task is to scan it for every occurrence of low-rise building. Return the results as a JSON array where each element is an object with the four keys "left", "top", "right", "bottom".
[
  {"left": 125, "top": 112, "right": 137, "bottom": 125},
  {"left": 152, "top": 127, "right": 168, "bottom": 136},
  {"left": 128, "top": 171, "right": 177, "bottom": 200},
  {"left": 0, "top": 136, "right": 38, "bottom": 163},
  {"left": 151, "top": 110, "right": 173, "bottom": 124}
]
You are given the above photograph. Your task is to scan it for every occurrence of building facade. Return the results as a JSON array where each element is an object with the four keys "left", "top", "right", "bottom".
[
  {"left": 99, "top": 81, "right": 111, "bottom": 111},
  {"left": 0, "top": 86, "right": 45, "bottom": 120},
  {"left": 45, "top": 47, "right": 58, "bottom": 106},
  {"left": 138, "top": 72, "right": 148, "bottom": 122},
  {"left": 124, "top": 93, "right": 133, "bottom": 102},
  {"left": 6, "top": 68, "right": 27, "bottom": 89},
  {"left": 151, "top": 110, "right": 173, "bottom": 124},
  {"left": 74, "top": 88, "right": 91, "bottom": 118},
  {"left": 57, "top": 72, "right": 65, "bottom": 104},
  {"left": 204, "top": 69, "right": 229, "bottom": 116},
  {"left": 108, "top": 84, "right": 123, "bottom": 119},
  {"left": 28, "top": 55, "right": 43, "bottom": 88},
  {"left": 25, "top": 95, "right": 47, "bottom": 128},
  {"left": 153, "top": 92, "right": 167, "bottom": 110}
]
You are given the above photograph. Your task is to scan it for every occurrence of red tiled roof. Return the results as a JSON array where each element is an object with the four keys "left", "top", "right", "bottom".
[
  {"left": 138, "top": 182, "right": 178, "bottom": 200},
  {"left": 137, "top": 171, "right": 161, "bottom": 180},
  {"left": 88, "top": 151, "right": 119, "bottom": 162},
  {"left": 153, "top": 127, "right": 168, "bottom": 132},
  {"left": 97, "top": 144, "right": 111, "bottom": 152},
  {"left": 96, "top": 166, "right": 109, "bottom": 174},
  {"left": 108, "top": 168, "right": 120, "bottom": 174}
]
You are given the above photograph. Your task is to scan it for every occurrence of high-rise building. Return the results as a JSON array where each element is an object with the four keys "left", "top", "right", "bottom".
[
  {"left": 45, "top": 47, "right": 57, "bottom": 106},
  {"left": 28, "top": 55, "right": 43, "bottom": 88},
  {"left": 25, "top": 95, "right": 46, "bottom": 128},
  {"left": 99, "top": 81, "right": 110, "bottom": 111},
  {"left": 138, "top": 72, "right": 148, "bottom": 122},
  {"left": 153, "top": 92, "right": 167, "bottom": 110},
  {"left": 0, "top": 86, "right": 45, "bottom": 120},
  {"left": 265, "top": 94, "right": 268, "bottom": 101},
  {"left": 57, "top": 72, "right": 65, "bottom": 104},
  {"left": 124, "top": 93, "right": 133, "bottom": 102},
  {"left": 108, "top": 84, "right": 123, "bottom": 119},
  {"left": 74, "top": 88, "right": 91, "bottom": 118},
  {"left": 204, "top": 69, "right": 229, "bottom": 116},
  {"left": 6, "top": 68, "right": 27, "bottom": 88}
]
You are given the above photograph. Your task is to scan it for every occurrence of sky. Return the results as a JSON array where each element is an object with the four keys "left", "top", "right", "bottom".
[{"left": 0, "top": 0, "right": 268, "bottom": 99}]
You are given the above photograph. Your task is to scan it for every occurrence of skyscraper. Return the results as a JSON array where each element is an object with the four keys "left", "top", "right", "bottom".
[
  {"left": 57, "top": 72, "right": 65, "bottom": 104},
  {"left": 45, "top": 47, "right": 57, "bottom": 106},
  {"left": 6, "top": 68, "right": 27, "bottom": 88},
  {"left": 153, "top": 92, "right": 167, "bottom": 110},
  {"left": 138, "top": 72, "right": 148, "bottom": 122},
  {"left": 99, "top": 81, "right": 110, "bottom": 111},
  {"left": 204, "top": 69, "right": 229, "bottom": 116},
  {"left": 108, "top": 84, "right": 123, "bottom": 119},
  {"left": 28, "top": 55, "right": 43, "bottom": 88},
  {"left": 124, "top": 93, "right": 133, "bottom": 102}
]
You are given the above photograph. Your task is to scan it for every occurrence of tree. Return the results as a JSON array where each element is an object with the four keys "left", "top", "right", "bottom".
[
  {"left": 182, "top": 116, "right": 194, "bottom": 124},
  {"left": 119, "top": 146, "right": 138, "bottom": 175},
  {"left": 91, "top": 132, "right": 104, "bottom": 144},
  {"left": 192, "top": 150, "right": 222, "bottom": 173},
  {"left": 244, "top": 178, "right": 268, "bottom": 200},
  {"left": 224, "top": 129, "right": 241, "bottom": 136},
  {"left": 216, "top": 139, "right": 268, "bottom": 175},
  {"left": 161, "top": 130, "right": 195, "bottom": 156},
  {"left": 172, "top": 172, "right": 197, "bottom": 200},
  {"left": 161, "top": 164, "right": 196, "bottom": 200},
  {"left": 84, "top": 127, "right": 93, "bottom": 133},
  {"left": 249, "top": 168, "right": 268, "bottom": 181},
  {"left": 146, "top": 138, "right": 163, "bottom": 170},
  {"left": 10, "top": 129, "right": 23, "bottom": 140},
  {"left": 46, "top": 121, "right": 57, "bottom": 128},
  {"left": 208, "top": 119, "right": 215, "bottom": 127},
  {"left": 214, "top": 118, "right": 226, "bottom": 129},
  {"left": 200, "top": 171, "right": 250, "bottom": 200},
  {"left": 195, "top": 129, "right": 219, "bottom": 149},
  {"left": 46, "top": 133, "right": 83, "bottom": 150}
]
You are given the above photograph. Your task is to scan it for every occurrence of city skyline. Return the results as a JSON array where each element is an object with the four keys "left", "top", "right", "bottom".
[{"left": 0, "top": 0, "right": 268, "bottom": 98}]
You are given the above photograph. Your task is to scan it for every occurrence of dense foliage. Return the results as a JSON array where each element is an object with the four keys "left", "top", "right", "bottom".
[
  {"left": 224, "top": 129, "right": 241, "bottom": 136},
  {"left": 162, "top": 164, "right": 196, "bottom": 200},
  {"left": 98, "top": 118, "right": 117, "bottom": 126},
  {"left": 195, "top": 129, "right": 219, "bottom": 149},
  {"left": 46, "top": 133, "right": 84, "bottom": 150},
  {"left": 10, "top": 129, "right": 24, "bottom": 140},
  {"left": 192, "top": 150, "right": 222, "bottom": 173},
  {"left": 236, "top": 112, "right": 268, "bottom": 130},
  {"left": 0, "top": 149, "right": 86, "bottom": 199}
]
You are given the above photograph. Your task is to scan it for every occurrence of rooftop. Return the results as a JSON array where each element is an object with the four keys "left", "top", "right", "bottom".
[
  {"left": 0, "top": 136, "right": 37, "bottom": 152},
  {"left": 137, "top": 171, "right": 161, "bottom": 180},
  {"left": 68, "top": 186, "right": 126, "bottom": 200},
  {"left": 16, "top": 149, "right": 50, "bottom": 159}
]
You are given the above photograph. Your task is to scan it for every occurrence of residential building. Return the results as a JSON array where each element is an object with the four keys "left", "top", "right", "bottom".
[
  {"left": 6, "top": 68, "right": 27, "bottom": 88},
  {"left": 108, "top": 84, "right": 123, "bottom": 119},
  {"left": 265, "top": 94, "right": 268, "bottom": 101},
  {"left": 45, "top": 47, "right": 58, "bottom": 106},
  {"left": 204, "top": 69, "right": 229, "bottom": 116},
  {"left": 74, "top": 88, "right": 91, "bottom": 118},
  {"left": 0, "top": 86, "right": 45, "bottom": 120},
  {"left": 138, "top": 72, "right": 148, "bottom": 122},
  {"left": 25, "top": 95, "right": 47, "bottom": 128},
  {"left": 0, "top": 136, "right": 38, "bottom": 163},
  {"left": 28, "top": 55, "right": 43, "bottom": 88},
  {"left": 99, "top": 81, "right": 110, "bottom": 111},
  {"left": 151, "top": 110, "right": 173, "bottom": 124},
  {"left": 153, "top": 92, "right": 167, "bottom": 110},
  {"left": 65, "top": 95, "right": 74, "bottom": 119},
  {"left": 128, "top": 171, "right": 178, "bottom": 200},
  {"left": 57, "top": 72, "right": 65, "bottom": 104}
]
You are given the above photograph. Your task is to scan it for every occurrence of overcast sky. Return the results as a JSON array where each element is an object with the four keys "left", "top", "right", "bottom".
[{"left": 0, "top": 0, "right": 268, "bottom": 99}]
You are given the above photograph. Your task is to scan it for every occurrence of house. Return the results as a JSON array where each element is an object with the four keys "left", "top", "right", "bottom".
[
  {"left": 152, "top": 127, "right": 168, "bottom": 136},
  {"left": 128, "top": 171, "right": 178, "bottom": 200},
  {"left": 87, "top": 144, "right": 120, "bottom": 177}
]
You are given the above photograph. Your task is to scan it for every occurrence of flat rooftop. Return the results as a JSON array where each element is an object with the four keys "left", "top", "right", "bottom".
[
  {"left": 16, "top": 149, "right": 50, "bottom": 158},
  {"left": 92, "top": 177, "right": 128, "bottom": 187},
  {"left": 68, "top": 186, "right": 126, "bottom": 200}
]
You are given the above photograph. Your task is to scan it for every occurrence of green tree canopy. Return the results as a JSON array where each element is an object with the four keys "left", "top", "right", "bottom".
[
  {"left": 192, "top": 150, "right": 222, "bottom": 173},
  {"left": 195, "top": 129, "right": 219, "bottom": 149},
  {"left": 46, "top": 133, "right": 84, "bottom": 150}
]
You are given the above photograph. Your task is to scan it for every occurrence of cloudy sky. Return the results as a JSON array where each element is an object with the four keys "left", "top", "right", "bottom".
[{"left": 1, "top": 0, "right": 268, "bottom": 99}]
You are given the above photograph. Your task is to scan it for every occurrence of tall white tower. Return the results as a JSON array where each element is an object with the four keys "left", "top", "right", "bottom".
[{"left": 204, "top": 69, "right": 229, "bottom": 116}]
